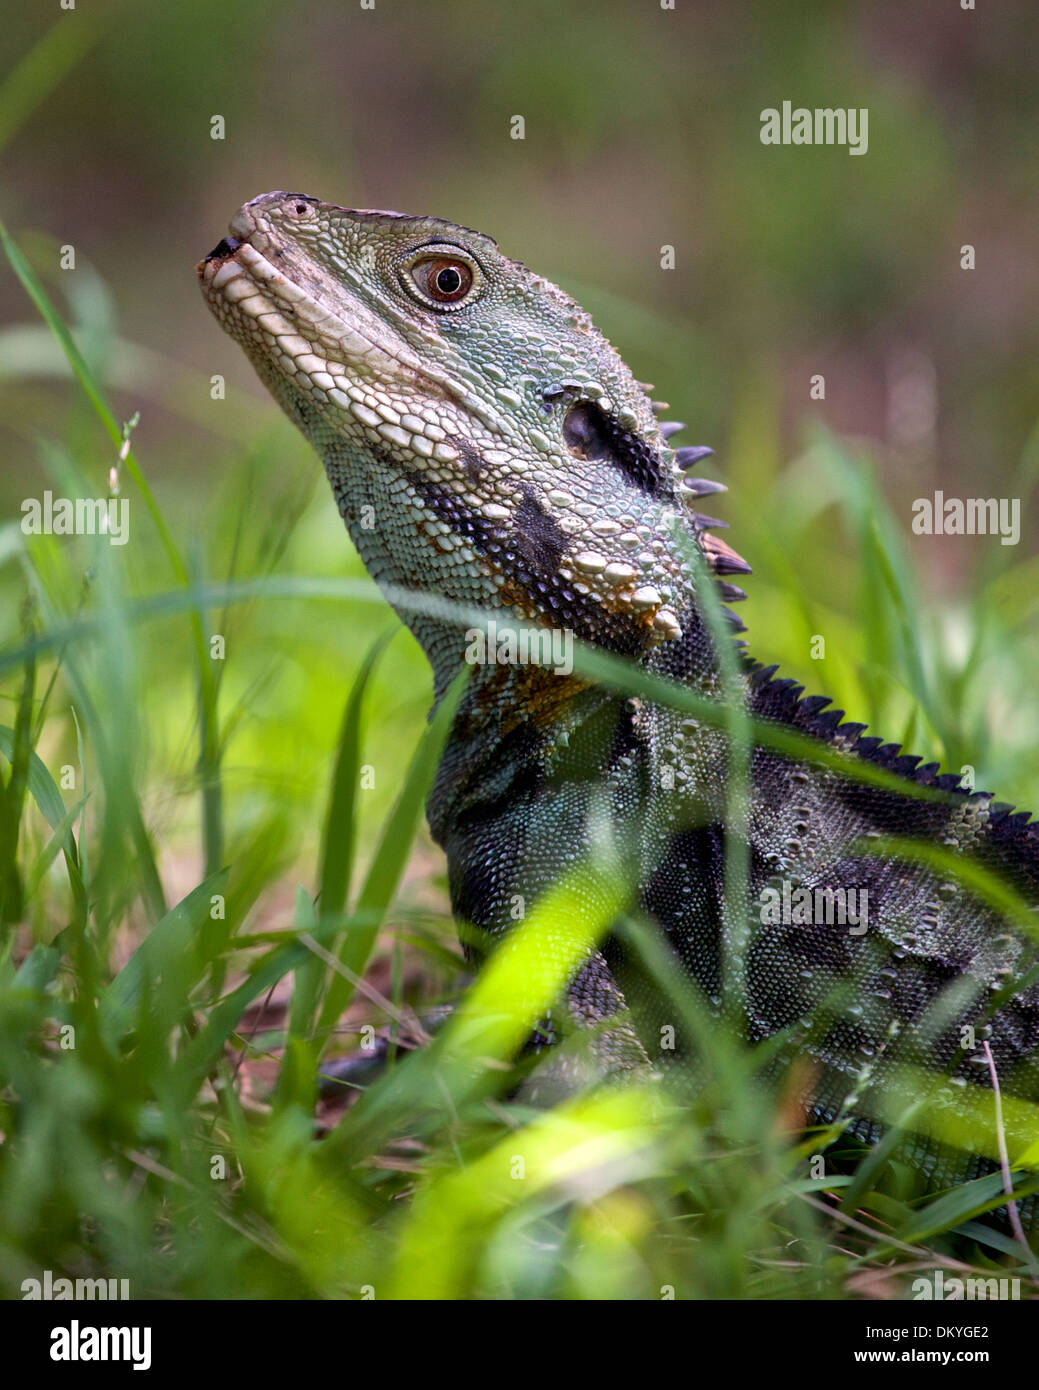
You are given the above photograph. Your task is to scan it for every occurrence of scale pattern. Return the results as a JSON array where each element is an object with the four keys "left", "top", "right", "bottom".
[{"left": 199, "top": 191, "right": 1039, "bottom": 1223}]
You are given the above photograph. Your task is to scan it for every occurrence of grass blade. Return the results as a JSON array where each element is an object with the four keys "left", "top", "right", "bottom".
[{"left": 314, "top": 665, "right": 468, "bottom": 1048}]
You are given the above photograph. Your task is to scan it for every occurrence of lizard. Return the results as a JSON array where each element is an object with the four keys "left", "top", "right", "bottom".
[{"left": 197, "top": 190, "right": 1039, "bottom": 1227}]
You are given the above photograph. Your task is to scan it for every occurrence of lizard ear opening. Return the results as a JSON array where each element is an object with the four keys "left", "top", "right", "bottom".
[
  {"left": 562, "top": 400, "right": 610, "bottom": 461},
  {"left": 563, "top": 399, "right": 670, "bottom": 496}
]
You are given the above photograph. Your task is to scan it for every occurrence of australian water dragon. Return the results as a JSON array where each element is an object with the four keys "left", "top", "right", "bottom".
[{"left": 198, "top": 191, "right": 1039, "bottom": 1227}]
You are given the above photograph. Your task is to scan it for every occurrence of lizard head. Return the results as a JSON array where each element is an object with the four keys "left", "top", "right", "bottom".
[{"left": 198, "top": 191, "right": 748, "bottom": 681}]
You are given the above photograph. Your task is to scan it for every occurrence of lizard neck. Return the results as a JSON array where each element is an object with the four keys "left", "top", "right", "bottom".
[
  {"left": 425, "top": 597, "right": 733, "bottom": 848},
  {"left": 320, "top": 433, "right": 733, "bottom": 705}
]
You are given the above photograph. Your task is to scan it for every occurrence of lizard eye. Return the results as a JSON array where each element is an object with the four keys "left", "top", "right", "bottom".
[{"left": 402, "top": 246, "right": 482, "bottom": 309}]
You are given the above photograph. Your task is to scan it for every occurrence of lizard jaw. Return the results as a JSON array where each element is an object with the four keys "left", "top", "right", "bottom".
[
  {"left": 198, "top": 198, "right": 509, "bottom": 434},
  {"left": 198, "top": 234, "right": 430, "bottom": 395}
]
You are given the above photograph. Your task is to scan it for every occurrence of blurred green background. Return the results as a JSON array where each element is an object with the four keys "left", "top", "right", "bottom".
[
  {"left": 1, "top": 0, "right": 1038, "bottom": 1300},
  {"left": 3, "top": 0, "right": 1038, "bottom": 847}
]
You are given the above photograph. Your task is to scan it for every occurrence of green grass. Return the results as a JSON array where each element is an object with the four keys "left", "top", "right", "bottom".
[{"left": 2, "top": 217, "right": 1039, "bottom": 1302}]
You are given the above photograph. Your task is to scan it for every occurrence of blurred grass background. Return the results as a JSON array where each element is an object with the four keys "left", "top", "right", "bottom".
[{"left": 1, "top": 0, "right": 1038, "bottom": 1299}]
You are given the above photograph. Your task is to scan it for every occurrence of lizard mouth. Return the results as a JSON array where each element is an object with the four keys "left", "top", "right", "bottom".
[
  {"left": 195, "top": 232, "right": 286, "bottom": 307},
  {"left": 195, "top": 228, "right": 250, "bottom": 287},
  {"left": 200, "top": 235, "right": 243, "bottom": 267}
]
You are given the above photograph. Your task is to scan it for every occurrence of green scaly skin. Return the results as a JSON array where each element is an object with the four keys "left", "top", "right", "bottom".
[{"left": 199, "top": 191, "right": 1039, "bottom": 1227}]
